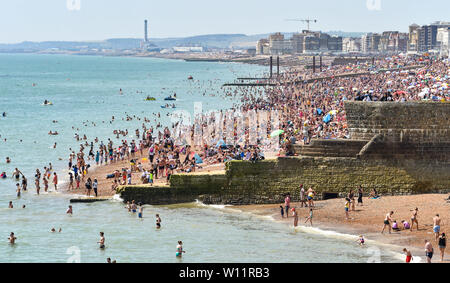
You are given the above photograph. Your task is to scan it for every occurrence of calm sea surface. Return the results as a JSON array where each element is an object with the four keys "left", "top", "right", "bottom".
[{"left": 0, "top": 53, "right": 402, "bottom": 262}]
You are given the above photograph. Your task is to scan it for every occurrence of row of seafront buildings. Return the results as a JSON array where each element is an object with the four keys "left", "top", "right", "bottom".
[
  {"left": 257, "top": 21, "right": 450, "bottom": 57},
  {"left": 257, "top": 30, "right": 343, "bottom": 55}
]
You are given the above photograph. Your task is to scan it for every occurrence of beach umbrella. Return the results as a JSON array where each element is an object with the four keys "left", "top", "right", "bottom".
[
  {"left": 323, "top": 114, "right": 332, "bottom": 124},
  {"left": 141, "top": 158, "right": 149, "bottom": 163},
  {"left": 270, "top": 130, "right": 284, "bottom": 138}
]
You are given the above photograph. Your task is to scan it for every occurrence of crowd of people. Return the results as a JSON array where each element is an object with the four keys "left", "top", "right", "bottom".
[{"left": 2, "top": 54, "right": 449, "bottom": 263}]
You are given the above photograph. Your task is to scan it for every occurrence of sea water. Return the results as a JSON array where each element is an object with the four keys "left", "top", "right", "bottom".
[{"left": 0, "top": 53, "right": 402, "bottom": 263}]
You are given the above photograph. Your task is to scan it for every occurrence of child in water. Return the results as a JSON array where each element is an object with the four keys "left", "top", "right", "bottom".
[
  {"left": 357, "top": 235, "right": 365, "bottom": 246},
  {"left": 280, "top": 205, "right": 284, "bottom": 218}
]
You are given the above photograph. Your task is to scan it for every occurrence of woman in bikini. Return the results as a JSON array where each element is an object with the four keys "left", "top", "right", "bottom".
[{"left": 410, "top": 207, "right": 419, "bottom": 231}]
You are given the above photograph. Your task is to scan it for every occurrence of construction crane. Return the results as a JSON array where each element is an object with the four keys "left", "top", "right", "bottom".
[{"left": 285, "top": 18, "right": 318, "bottom": 31}]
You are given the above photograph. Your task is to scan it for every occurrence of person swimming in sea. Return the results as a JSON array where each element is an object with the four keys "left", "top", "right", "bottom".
[
  {"left": 156, "top": 214, "right": 161, "bottom": 229},
  {"left": 8, "top": 232, "right": 16, "bottom": 244}
]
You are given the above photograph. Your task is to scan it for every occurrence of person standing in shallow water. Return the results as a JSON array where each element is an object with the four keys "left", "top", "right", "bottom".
[
  {"left": 52, "top": 172, "right": 58, "bottom": 191},
  {"left": 284, "top": 193, "right": 291, "bottom": 218},
  {"left": 292, "top": 208, "right": 298, "bottom": 227},
  {"left": 176, "top": 241, "right": 185, "bottom": 258},
  {"left": 98, "top": 232, "right": 105, "bottom": 249},
  {"left": 438, "top": 233, "right": 446, "bottom": 262},
  {"left": 16, "top": 183, "right": 21, "bottom": 198},
  {"left": 305, "top": 208, "right": 313, "bottom": 226},
  {"left": 425, "top": 240, "right": 434, "bottom": 263},
  {"left": 403, "top": 248, "right": 413, "bottom": 263},
  {"left": 433, "top": 214, "right": 442, "bottom": 242}
]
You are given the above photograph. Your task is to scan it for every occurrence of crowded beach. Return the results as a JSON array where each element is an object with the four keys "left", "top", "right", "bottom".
[{"left": 2, "top": 54, "right": 449, "bottom": 262}]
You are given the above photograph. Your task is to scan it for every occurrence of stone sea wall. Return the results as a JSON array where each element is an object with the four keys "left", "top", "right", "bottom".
[{"left": 119, "top": 157, "right": 450, "bottom": 205}]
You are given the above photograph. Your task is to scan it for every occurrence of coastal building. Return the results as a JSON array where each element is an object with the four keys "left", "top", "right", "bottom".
[
  {"left": 291, "top": 33, "right": 305, "bottom": 53},
  {"left": 327, "top": 36, "right": 343, "bottom": 52},
  {"left": 268, "top": 33, "right": 293, "bottom": 55},
  {"left": 414, "top": 21, "right": 450, "bottom": 53},
  {"left": 257, "top": 31, "right": 342, "bottom": 55},
  {"left": 408, "top": 24, "right": 420, "bottom": 53},
  {"left": 379, "top": 31, "right": 408, "bottom": 53},
  {"left": 342, "top": 37, "right": 361, "bottom": 53},
  {"left": 173, "top": 46, "right": 204, "bottom": 53},
  {"left": 361, "top": 33, "right": 381, "bottom": 53},
  {"left": 256, "top": 39, "right": 269, "bottom": 55},
  {"left": 437, "top": 27, "right": 450, "bottom": 57}
]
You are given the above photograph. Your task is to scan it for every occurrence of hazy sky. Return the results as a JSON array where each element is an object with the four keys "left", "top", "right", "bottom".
[{"left": 0, "top": 0, "right": 448, "bottom": 43}]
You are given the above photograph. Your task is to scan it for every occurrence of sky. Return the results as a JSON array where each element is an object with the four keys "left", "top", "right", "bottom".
[{"left": 0, "top": 0, "right": 448, "bottom": 43}]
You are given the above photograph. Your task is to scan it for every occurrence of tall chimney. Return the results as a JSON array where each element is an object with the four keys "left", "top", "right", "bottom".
[{"left": 144, "top": 20, "right": 148, "bottom": 42}]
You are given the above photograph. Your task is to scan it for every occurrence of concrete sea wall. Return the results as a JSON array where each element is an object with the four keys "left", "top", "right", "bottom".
[{"left": 119, "top": 157, "right": 450, "bottom": 205}]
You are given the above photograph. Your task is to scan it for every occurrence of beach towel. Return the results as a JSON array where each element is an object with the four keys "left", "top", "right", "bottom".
[{"left": 323, "top": 114, "right": 332, "bottom": 124}]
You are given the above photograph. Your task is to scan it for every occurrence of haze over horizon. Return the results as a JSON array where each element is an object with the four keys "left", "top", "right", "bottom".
[{"left": 0, "top": 0, "right": 449, "bottom": 44}]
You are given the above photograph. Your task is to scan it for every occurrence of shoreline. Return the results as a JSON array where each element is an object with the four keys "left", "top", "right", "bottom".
[{"left": 234, "top": 194, "right": 450, "bottom": 262}]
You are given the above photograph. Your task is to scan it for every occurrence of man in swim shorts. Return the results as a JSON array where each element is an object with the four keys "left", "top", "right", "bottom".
[
  {"left": 98, "top": 232, "right": 105, "bottom": 249},
  {"left": 403, "top": 248, "right": 413, "bottom": 263},
  {"left": 433, "top": 214, "right": 441, "bottom": 242},
  {"left": 381, "top": 211, "right": 394, "bottom": 234}
]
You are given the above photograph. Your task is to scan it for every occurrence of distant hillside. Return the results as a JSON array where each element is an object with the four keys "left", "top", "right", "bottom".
[
  {"left": 0, "top": 38, "right": 143, "bottom": 52},
  {"left": 0, "top": 31, "right": 367, "bottom": 52}
]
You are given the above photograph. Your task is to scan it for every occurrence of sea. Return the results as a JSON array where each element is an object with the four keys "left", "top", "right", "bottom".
[{"left": 0, "top": 53, "right": 405, "bottom": 263}]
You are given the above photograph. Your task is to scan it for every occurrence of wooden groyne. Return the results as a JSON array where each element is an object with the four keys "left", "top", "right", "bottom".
[{"left": 223, "top": 65, "right": 423, "bottom": 87}]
